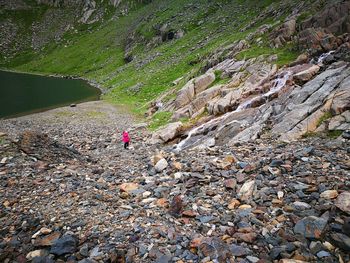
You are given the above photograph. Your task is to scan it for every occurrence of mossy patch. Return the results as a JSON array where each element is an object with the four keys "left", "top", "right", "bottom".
[
  {"left": 302, "top": 131, "right": 318, "bottom": 138},
  {"left": 327, "top": 130, "right": 343, "bottom": 139}
]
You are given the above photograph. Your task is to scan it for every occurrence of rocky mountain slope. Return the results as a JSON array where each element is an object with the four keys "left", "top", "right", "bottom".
[
  {"left": 149, "top": 0, "right": 350, "bottom": 149},
  {"left": 0, "top": 101, "right": 350, "bottom": 263}
]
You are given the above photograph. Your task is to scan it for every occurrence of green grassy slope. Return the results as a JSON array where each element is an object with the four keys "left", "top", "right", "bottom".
[{"left": 1, "top": 0, "right": 305, "bottom": 115}]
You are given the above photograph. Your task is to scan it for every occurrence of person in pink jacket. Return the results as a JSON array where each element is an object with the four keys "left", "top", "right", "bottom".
[{"left": 122, "top": 131, "right": 130, "bottom": 149}]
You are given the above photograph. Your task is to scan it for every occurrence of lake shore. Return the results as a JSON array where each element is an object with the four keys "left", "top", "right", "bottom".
[
  {"left": 0, "top": 68, "right": 106, "bottom": 95},
  {"left": 0, "top": 70, "right": 102, "bottom": 119}
]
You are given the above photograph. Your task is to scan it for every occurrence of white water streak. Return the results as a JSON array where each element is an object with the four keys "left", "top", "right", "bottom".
[{"left": 175, "top": 71, "right": 292, "bottom": 151}]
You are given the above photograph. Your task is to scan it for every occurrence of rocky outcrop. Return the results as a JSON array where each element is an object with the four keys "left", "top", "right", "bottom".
[
  {"left": 328, "top": 111, "right": 350, "bottom": 131},
  {"left": 171, "top": 53, "right": 350, "bottom": 150},
  {"left": 300, "top": 1, "right": 350, "bottom": 36},
  {"left": 208, "top": 60, "right": 278, "bottom": 115},
  {"left": 270, "top": 19, "right": 296, "bottom": 48},
  {"left": 297, "top": 1, "right": 350, "bottom": 53},
  {"left": 292, "top": 64, "right": 320, "bottom": 84},
  {"left": 297, "top": 28, "right": 340, "bottom": 53},
  {"left": 273, "top": 63, "right": 350, "bottom": 141},
  {"left": 174, "top": 72, "right": 215, "bottom": 110},
  {"left": 168, "top": 56, "right": 280, "bottom": 120},
  {"left": 161, "top": 47, "right": 350, "bottom": 150}
]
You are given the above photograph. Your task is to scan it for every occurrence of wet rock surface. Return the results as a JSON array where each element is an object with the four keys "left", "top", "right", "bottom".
[{"left": 1, "top": 100, "right": 350, "bottom": 262}]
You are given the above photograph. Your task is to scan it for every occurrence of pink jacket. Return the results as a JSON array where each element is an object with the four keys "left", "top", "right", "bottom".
[{"left": 122, "top": 131, "right": 130, "bottom": 143}]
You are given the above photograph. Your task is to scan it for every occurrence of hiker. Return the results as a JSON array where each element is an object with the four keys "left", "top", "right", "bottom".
[{"left": 122, "top": 130, "right": 130, "bottom": 149}]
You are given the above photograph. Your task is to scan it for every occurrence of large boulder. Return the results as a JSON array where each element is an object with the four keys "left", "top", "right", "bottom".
[
  {"left": 293, "top": 64, "right": 320, "bottom": 84},
  {"left": 150, "top": 122, "right": 183, "bottom": 144},
  {"left": 194, "top": 72, "right": 216, "bottom": 94}
]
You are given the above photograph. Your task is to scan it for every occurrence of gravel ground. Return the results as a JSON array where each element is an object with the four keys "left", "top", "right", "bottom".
[{"left": 1, "top": 101, "right": 350, "bottom": 263}]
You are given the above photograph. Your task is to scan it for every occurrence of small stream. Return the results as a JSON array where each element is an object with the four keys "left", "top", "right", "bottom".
[
  {"left": 175, "top": 71, "right": 292, "bottom": 151},
  {"left": 0, "top": 70, "right": 101, "bottom": 119}
]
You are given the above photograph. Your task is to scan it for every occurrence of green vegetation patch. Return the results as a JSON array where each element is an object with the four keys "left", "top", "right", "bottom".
[
  {"left": 236, "top": 43, "right": 299, "bottom": 66},
  {"left": 316, "top": 111, "right": 333, "bottom": 127},
  {"left": 149, "top": 111, "right": 172, "bottom": 131},
  {"left": 327, "top": 130, "right": 343, "bottom": 139}
]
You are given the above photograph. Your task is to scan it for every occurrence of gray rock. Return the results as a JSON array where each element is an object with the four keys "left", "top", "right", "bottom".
[
  {"left": 155, "top": 158, "right": 168, "bottom": 173},
  {"left": 294, "top": 216, "right": 328, "bottom": 240},
  {"left": 316, "top": 250, "right": 331, "bottom": 258},
  {"left": 50, "top": 235, "right": 77, "bottom": 256},
  {"left": 330, "top": 233, "right": 350, "bottom": 252}
]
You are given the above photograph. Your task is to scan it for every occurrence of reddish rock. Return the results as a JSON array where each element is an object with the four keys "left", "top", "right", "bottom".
[
  {"left": 34, "top": 232, "right": 61, "bottom": 247},
  {"left": 224, "top": 178, "right": 237, "bottom": 189},
  {"left": 335, "top": 192, "right": 350, "bottom": 214},
  {"left": 169, "top": 195, "right": 184, "bottom": 217},
  {"left": 233, "top": 232, "right": 257, "bottom": 243},
  {"left": 182, "top": 210, "right": 197, "bottom": 217}
]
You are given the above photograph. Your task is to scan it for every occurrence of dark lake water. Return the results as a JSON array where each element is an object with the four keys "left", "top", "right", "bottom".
[{"left": 0, "top": 70, "right": 101, "bottom": 119}]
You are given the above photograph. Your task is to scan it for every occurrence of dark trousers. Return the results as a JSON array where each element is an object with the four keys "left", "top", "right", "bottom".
[{"left": 124, "top": 142, "right": 129, "bottom": 149}]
